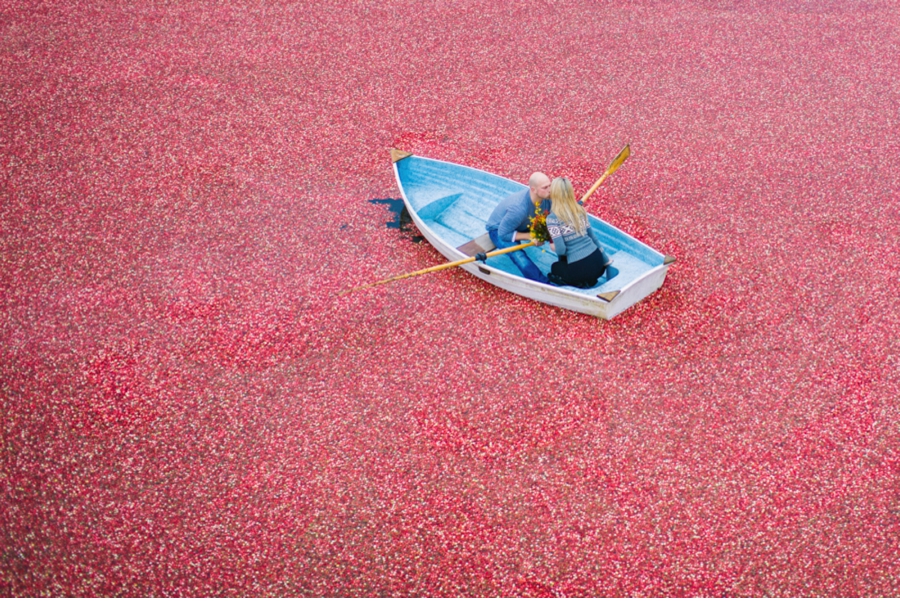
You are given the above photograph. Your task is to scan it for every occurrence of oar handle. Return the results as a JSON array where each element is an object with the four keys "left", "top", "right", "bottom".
[
  {"left": 579, "top": 172, "right": 611, "bottom": 204},
  {"left": 340, "top": 240, "right": 536, "bottom": 295},
  {"left": 483, "top": 240, "right": 535, "bottom": 257}
]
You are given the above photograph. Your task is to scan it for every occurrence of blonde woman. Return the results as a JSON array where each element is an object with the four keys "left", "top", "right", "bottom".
[{"left": 546, "top": 177, "right": 616, "bottom": 288}]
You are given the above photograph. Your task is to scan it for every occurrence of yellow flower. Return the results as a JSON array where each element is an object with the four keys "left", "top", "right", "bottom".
[{"left": 528, "top": 202, "right": 550, "bottom": 243}]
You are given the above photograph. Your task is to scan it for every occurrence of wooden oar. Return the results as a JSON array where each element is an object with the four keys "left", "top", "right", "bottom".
[
  {"left": 340, "top": 241, "right": 536, "bottom": 296},
  {"left": 342, "top": 145, "right": 631, "bottom": 295},
  {"left": 579, "top": 143, "right": 631, "bottom": 204}
]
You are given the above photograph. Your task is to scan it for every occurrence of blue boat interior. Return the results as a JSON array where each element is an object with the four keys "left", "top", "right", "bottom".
[{"left": 396, "top": 156, "right": 665, "bottom": 294}]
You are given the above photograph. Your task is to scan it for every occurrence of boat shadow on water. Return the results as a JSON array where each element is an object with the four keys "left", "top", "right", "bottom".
[{"left": 368, "top": 197, "right": 423, "bottom": 243}]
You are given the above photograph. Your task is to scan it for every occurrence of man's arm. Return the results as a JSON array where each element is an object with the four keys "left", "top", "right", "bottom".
[{"left": 496, "top": 202, "right": 529, "bottom": 243}]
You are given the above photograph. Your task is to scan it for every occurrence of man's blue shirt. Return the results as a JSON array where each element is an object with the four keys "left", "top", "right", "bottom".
[{"left": 485, "top": 188, "right": 551, "bottom": 243}]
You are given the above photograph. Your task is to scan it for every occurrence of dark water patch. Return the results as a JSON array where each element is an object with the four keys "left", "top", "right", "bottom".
[
  {"left": 368, "top": 198, "right": 422, "bottom": 243},
  {"left": 369, "top": 198, "right": 409, "bottom": 229}
]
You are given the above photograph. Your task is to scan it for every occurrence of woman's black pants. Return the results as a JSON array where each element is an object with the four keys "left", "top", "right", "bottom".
[{"left": 549, "top": 249, "right": 608, "bottom": 288}]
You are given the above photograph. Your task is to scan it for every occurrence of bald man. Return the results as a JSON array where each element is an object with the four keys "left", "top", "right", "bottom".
[{"left": 484, "top": 172, "right": 552, "bottom": 284}]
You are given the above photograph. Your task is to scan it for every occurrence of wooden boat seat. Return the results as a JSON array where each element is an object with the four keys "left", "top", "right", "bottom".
[{"left": 456, "top": 232, "right": 495, "bottom": 257}]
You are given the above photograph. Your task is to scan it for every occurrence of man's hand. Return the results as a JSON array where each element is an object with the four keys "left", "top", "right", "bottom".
[{"left": 515, "top": 232, "right": 542, "bottom": 247}]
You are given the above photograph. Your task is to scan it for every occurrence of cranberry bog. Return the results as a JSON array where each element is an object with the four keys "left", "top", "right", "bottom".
[{"left": 2, "top": 0, "right": 899, "bottom": 596}]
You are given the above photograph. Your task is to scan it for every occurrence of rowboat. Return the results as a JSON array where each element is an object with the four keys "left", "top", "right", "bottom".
[{"left": 390, "top": 149, "right": 675, "bottom": 320}]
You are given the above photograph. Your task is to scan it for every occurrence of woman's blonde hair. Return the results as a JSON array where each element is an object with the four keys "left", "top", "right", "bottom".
[{"left": 550, "top": 177, "right": 588, "bottom": 236}]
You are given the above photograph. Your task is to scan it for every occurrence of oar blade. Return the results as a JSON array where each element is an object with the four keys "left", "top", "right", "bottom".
[
  {"left": 579, "top": 144, "right": 632, "bottom": 205},
  {"left": 607, "top": 144, "right": 631, "bottom": 175}
]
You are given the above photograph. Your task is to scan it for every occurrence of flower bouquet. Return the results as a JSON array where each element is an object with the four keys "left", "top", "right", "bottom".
[{"left": 528, "top": 202, "right": 551, "bottom": 244}]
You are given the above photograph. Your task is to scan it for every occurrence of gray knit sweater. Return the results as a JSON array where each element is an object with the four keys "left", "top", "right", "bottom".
[{"left": 546, "top": 212, "right": 605, "bottom": 263}]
